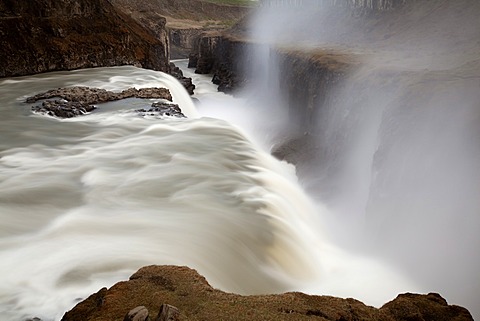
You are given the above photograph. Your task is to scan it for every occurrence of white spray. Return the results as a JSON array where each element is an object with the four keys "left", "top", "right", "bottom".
[{"left": 246, "top": 0, "right": 480, "bottom": 318}]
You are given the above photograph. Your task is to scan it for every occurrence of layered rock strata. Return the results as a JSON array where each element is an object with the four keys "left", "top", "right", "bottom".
[
  {"left": 110, "top": 0, "right": 251, "bottom": 59},
  {"left": 0, "top": 0, "right": 170, "bottom": 77},
  {"left": 260, "top": 0, "right": 409, "bottom": 12},
  {"left": 189, "top": 33, "right": 251, "bottom": 93}
]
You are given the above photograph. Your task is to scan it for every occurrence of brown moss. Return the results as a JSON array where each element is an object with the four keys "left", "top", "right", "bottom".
[{"left": 61, "top": 266, "right": 474, "bottom": 321}]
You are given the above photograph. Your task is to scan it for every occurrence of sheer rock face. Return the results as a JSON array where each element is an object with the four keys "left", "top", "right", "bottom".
[
  {"left": 110, "top": 0, "right": 251, "bottom": 60},
  {"left": 260, "top": 0, "right": 408, "bottom": 12},
  {"left": 0, "top": 0, "right": 170, "bottom": 77},
  {"left": 189, "top": 33, "right": 250, "bottom": 94},
  {"left": 343, "top": 0, "right": 408, "bottom": 12},
  {"left": 60, "top": 265, "right": 473, "bottom": 321}
]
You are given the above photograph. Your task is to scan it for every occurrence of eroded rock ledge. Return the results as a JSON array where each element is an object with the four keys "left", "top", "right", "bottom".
[
  {"left": 60, "top": 265, "right": 473, "bottom": 321},
  {"left": 26, "top": 86, "right": 187, "bottom": 118},
  {"left": 26, "top": 86, "right": 173, "bottom": 104}
]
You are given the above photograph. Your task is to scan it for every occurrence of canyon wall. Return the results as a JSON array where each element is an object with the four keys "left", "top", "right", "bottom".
[
  {"left": 0, "top": 0, "right": 170, "bottom": 77},
  {"left": 189, "top": 33, "right": 251, "bottom": 92},
  {"left": 333, "top": 0, "right": 408, "bottom": 11},
  {"left": 261, "top": 0, "right": 409, "bottom": 12},
  {"left": 111, "top": 0, "right": 251, "bottom": 59},
  {"left": 188, "top": 2, "right": 480, "bottom": 318},
  {"left": 275, "top": 49, "right": 356, "bottom": 133}
]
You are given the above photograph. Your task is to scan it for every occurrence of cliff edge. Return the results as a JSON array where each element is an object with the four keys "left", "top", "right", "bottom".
[
  {"left": 61, "top": 265, "right": 473, "bottom": 321},
  {"left": 0, "top": 0, "right": 170, "bottom": 77}
]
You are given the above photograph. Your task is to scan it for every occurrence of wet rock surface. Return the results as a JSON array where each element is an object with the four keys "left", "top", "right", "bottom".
[
  {"left": 27, "top": 86, "right": 172, "bottom": 105},
  {"left": 32, "top": 100, "right": 97, "bottom": 118},
  {"left": 188, "top": 33, "right": 250, "bottom": 94},
  {"left": 60, "top": 265, "right": 473, "bottom": 321},
  {"left": 135, "top": 102, "right": 185, "bottom": 118},
  {"left": 27, "top": 86, "right": 186, "bottom": 119},
  {"left": 169, "top": 62, "right": 195, "bottom": 95}
]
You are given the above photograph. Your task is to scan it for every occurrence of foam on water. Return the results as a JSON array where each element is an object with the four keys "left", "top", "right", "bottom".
[{"left": 0, "top": 65, "right": 418, "bottom": 321}]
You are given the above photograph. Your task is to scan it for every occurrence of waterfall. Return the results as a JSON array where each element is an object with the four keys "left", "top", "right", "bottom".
[
  {"left": 0, "top": 0, "right": 479, "bottom": 317},
  {"left": 247, "top": 0, "right": 480, "bottom": 318},
  {"left": 0, "top": 66, "right": 330, "bottom": 321}
]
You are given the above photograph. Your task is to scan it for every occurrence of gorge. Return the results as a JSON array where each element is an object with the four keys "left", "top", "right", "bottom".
[{"left": 0, "top": 0, "right": 479, "bottom": 320}]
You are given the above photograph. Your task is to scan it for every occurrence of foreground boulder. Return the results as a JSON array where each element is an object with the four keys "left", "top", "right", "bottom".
[{"left": 61, "top": 265, "right": 473, "bottom": 321}]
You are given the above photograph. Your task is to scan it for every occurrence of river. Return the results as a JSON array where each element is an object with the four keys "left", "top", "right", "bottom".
[{"left": 0, "top": 59, "right": 476, "bottom": 320}]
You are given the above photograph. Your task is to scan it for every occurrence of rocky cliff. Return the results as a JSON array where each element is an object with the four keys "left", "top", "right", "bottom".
[
  {"left": 348, "top": 0, "right": 407, "bottom": 11},
  {"left": 188, "top": 31, "right": 253, "bottom": 93},
  {"left": 276, "top": 49, "right": 358, "bottom": 133},
  {"left": 261, "top": 0, "right": 409, "bottom": 12},
  {"left": 60, "top": 265, "right": 473, "bottom": 321},
  {"left": 110, "top": 0, "right": 251, "bottom": 59},
  {"left": 0, "top": 0, "right": 170, "bottom": 77},
  {"left": 187, "top": 1, "right": 480, "bottom": 318}
]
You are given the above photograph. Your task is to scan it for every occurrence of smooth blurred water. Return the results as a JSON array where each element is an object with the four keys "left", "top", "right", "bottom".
[
  {"left": 0, "top": 65, "right": 420, "bottom": 321},
  {"left": 0, "top": 66, "right": 320, "bottom": 320},
  {"left": 247, "top": 1, "right": 480, "bottom": 319}
]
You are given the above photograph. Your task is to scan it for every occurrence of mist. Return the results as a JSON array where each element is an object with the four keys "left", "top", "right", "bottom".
[{"left": 243, "top": 0, "right": 480, "bottom": 318}]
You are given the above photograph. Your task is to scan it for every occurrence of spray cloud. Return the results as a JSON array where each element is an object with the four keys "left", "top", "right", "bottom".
[{"left": 245, "top": 0, "right": 480, "bottom": 318}]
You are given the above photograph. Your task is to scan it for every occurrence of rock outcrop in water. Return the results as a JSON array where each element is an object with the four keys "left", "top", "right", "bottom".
[
  {"left": 136, "top": 102, "right": 185, "bottom": 118},
  {"left": 31, "top": 100, "right": 97, "bottom": 118},
  {"left": 0, "top": 0, "right": 170, "bottom": 77},
  {"left": 60, "top": 265, "right": 473, "bottom": 321},
  {"left": 26, "top": 86, "right": 181, "bottom": 118},
  {"left": 26, "top": 87, "right": 173, "bottom": 105}
]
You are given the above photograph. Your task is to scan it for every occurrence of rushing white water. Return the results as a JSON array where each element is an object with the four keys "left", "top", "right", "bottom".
[
  {"left": 2, "top": 2, "right": 479, "bottom": 318},
  {"left": 0, "top": 66, "right": 318, "bottom": 320},
  {"left": 248, "top": 1, "right": 480, "bottom": 319},
  {"left": 0, "top": 64, "right": 419, "bottom": 321}
]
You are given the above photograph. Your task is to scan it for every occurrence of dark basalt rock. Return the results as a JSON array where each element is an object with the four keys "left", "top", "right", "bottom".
[
  {"left": 28, "top": 86, "right": 180, "bottom": 118},
  {"left": 188, "top": 33, "right": 249, "bottom": 94},
  {"left": 169, "top": 62, "right": 195, "bottom": 95},
  {"left": 135, "top": 102, "right": 185, "bottom": 118},
  {"left": 0, "top": 0, "right": 170, "bottom": 77},
  {"left": 32, "top": 100, "right": 96, "bottom": 118},
  {"left": 27, "top": 86, "right": 173, "bottom": 105},
  {"left": 178, "top": 78, "right": 195, "bottom": 96}
]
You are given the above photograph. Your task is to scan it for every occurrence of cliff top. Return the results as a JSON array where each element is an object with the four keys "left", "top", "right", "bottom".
[
  {"left": 61, "top": 265, "right": 474, "bottom": 321},
  {"left": 111, "top": 0, "right": 252, "bottom": 29}
]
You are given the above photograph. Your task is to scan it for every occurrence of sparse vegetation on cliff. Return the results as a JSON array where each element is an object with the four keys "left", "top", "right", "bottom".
[
  {"left": 204, "top": 0, "right": 255, "bottom": 6},
  {"left": 61, "top": 266, "right": 474, "bottom": 321}
]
